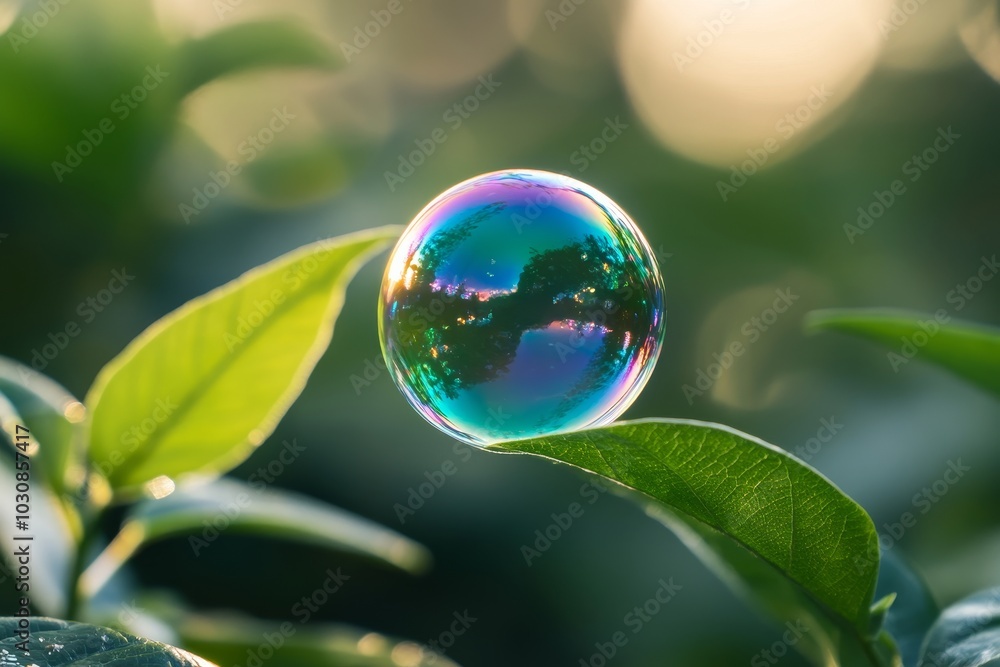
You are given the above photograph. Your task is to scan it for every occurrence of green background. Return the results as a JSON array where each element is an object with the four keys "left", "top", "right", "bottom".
[{"left": 2, "top": 0, "right": 999, "bottom": 664}]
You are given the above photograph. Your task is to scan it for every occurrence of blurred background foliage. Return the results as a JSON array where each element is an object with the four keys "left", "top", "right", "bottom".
[{"left": 1, "top": 0, "right": 999, "bottom": 664}]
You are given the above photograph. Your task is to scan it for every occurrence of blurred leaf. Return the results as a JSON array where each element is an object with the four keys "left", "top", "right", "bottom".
[
  {"left": 875, "top": 550, "right": 938, "bottom": 667},
  {"left": 81, "top": 477, "right": 429, "bottom": 597},
  {"left": 870, "top": 594, "right": 898, "bottom": 638},
  {"left": 177, "top": 612, "right": 461, "bottom": 667},
  {"left": 0, "top": 356, "right": 86, "bottom": 496},
  {"left": 175, "top": 21, "right": 338, "bottom": 97},
  {"left": 807, "top": 309, "right": 1000, "bottom": 395},
  {"left": 918, "top": 587, "right": 1000, "bottom": 667},
  {"left": 489, "top": 419, "right": 893, "bottom": 667},
  {"left": 85, "top": 227, "right": 400, "bottom": 493},
  {"left": 242, "top": 142, "right": 350, "bottom": 207},
  {"left": 0, "top": 617, "right": 217, "bottom": 667},
  {"left": 0, "top": 419, "right": 76, "bottom": 616}
]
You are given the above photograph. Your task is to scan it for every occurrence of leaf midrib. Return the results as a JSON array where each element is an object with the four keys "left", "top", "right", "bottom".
[
  {"left": 101, "top": 245, "right": 365, "bottom": 487},
  {"left": 491, "top": 428, "right": 877, "bottom": 627},
  {"left": 593, "top": 432, "right": 863, "bottom": 618}
]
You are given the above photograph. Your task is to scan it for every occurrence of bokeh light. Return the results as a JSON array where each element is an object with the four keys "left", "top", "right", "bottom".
[{"left": 618, "top": 0, "right": 892, "bottom": 168}]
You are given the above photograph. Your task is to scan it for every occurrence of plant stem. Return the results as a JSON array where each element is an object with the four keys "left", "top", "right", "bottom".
[{"left": 65, "top": 477, "right": 110, "bottom": 621}]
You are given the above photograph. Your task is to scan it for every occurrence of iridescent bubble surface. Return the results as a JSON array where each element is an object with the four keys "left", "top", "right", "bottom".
[{"left": 379, "top": 169, "right": 665, "bottom": 447}]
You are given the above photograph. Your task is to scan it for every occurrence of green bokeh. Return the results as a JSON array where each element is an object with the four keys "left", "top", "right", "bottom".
[{"left": 2, "top": 1, "right": 999, "bottom": 665}]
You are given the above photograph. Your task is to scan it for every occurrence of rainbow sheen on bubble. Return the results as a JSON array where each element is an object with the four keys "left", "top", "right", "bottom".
[{"left": 379, "top": 169, "right": 665, "bottom": 447}]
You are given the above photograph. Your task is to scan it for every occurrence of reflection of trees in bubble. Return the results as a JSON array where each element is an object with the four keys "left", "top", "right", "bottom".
[{"left": 387, "top": 204, "right": 654, "bottom": 413}]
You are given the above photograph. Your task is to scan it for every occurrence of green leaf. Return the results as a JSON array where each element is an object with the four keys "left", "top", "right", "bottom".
[
  {"left": 85, "top": 227, "right": 400, "bottom": 493},
  {"left": 0, "top": 617, "right": 217, "bottom": 667},
  {"left": 0, "top": 357, "right": 87, "bottom": 496},
  {"left": 0, "top": 425, "right": 76, "bottom": 616},
  {"left": 806, "top": 309, "right": 1000, "bottom": 395},
  {"left": 174, "top": 21, "right": 338, "bottom": 96},
  {"left": 176, "top": 612, "right": 460, "bottom": 667},
  {"left": 870, "top": 594, "right": 898, "bottom": 638},
  {"left": 875, "top": 549, "right": 938, "bottom": 667},
  {"left": 241, "top": 142, "right": 351, "bottom": 207},
  {"left": 80, "top": 478, "right": 429, "bottom": 597},
  {"left": 489, "top": 419, "right": 891, "bottom": 667},
  {"left": 918, "top": 587, "right": 1000, "bottom": 667}
]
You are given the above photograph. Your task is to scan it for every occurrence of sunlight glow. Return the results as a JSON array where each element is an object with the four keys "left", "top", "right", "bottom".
[{"left": 618, "top": 0, "right": 892, "bottom": 168}]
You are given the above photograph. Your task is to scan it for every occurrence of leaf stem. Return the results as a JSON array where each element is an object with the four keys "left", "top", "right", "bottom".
[{"left": 65, "top": 476, "right": 111, "bottom": 620}]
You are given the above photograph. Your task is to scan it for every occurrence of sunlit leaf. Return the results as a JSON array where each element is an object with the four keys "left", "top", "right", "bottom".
[{"left": 85, "top": 227, "right": 399, "bottom": 492}]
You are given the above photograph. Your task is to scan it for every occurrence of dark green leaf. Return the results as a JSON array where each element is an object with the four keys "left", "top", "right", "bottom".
[
  {"left": 870, "top": 594, "right": 898, "bottom": 637},
  {"left": 80, "top": 478, "right": 429, "bottom": 597},
  {"left": 0, "top": 617, "right": 217, "bottom": 667},
  {"left": 489, "top": 419, "right": 891, "bottom": 666},
  {"left": 0, "top": 434, "right": 76, "bottom": 616},
  {"left": 806, "top": 309, "right": 1000, "bottom": 395},
  {"left": 177, "top": 612, "right": 460, "bottom": 667},
  {"left": 175, "top": 21, "right": 338, "bottom": 96},
  {"left": 241, "top": 142, "right": 350, "bottom": 207},
  {"left": 876, "top": 549, "right": 938, "bottom": 667},
  {"left": 85, "top": 227, "right": 399, "bottom": 492},
  {"left": 919, "top": 587, "right": 1000, "bottom": 667},
  {"left": 0, "top": 357, "right": 87, "bottom": 495}
]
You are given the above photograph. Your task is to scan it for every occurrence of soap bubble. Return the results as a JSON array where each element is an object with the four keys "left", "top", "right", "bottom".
[{"left": 379, "top": 169, "right": 665, "bottom": 447}]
